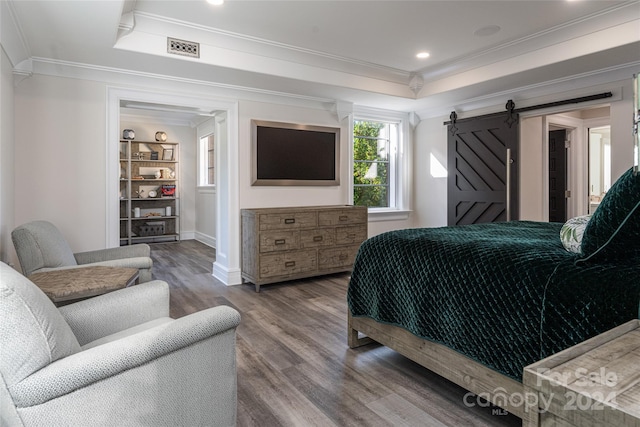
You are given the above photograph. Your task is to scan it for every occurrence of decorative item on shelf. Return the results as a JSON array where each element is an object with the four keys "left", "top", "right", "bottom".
[
  {"left": 161, "top": 184, "right": 176, "bottom": 197},
  {"left": 155, "top": 131, "right": 167, "bottom": 142},
  {"left": 122, "top": 129, "right": 135, "bottom": 140},
  {"left": 162, "top": 148, "right": 174, "bottom": 161},
  {"left": 133, "top": 207, "right": 141, "bottom": 218},
  {"left": 148, "top": 190, "right": 157, "bottom": 198},
  {"left": 150, "top": 151, "right": 159, "bottom": 160},
  {"left": 165, "top": 206, "right": 172, "bottom": 216},
  {"left": 155, "top": 170, "right": 162, "bottom": 179},
  {"left": 138, "top": 189, "right": 148, "bottom": 199},
  {"left": 169, "top": 169, "right": 176, "bottom": 179}
]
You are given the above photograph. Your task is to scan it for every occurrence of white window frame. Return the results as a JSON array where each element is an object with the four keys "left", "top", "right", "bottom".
[
  {"left": 197, "top": 118, "right": 216, "bottom": 189},
  {"left": 350, "top": 106, "right": 411, "bottom": 221}
]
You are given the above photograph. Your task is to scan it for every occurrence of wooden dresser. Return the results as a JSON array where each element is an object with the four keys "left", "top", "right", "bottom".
[{"left": 241, "top": 205, "right": 368, "bottom": 291}]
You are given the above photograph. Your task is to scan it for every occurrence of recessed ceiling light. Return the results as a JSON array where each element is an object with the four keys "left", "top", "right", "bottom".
[
  {"left": 416, "top": 52, "right": 430, "bottom": 59},
  {"left": 207, "top": 0, "right": 224, "bottom": 5}
]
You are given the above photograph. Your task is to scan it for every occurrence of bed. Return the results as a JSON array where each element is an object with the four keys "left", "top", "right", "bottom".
[{"left": 347, "top": 168, "right": 640, "bottom": 421}]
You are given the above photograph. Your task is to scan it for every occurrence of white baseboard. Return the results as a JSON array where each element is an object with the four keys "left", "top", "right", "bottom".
[
  {"left": 194, "top": 231, "right": 216, "bottom": 248},
  {"left": 179, "top": 231, "right": 195, "bottom": 241},
  {"left": 212, "top": 261, "right": 243, "bottom": 286}
]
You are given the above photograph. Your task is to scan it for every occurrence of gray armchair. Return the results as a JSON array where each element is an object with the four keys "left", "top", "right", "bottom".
[
  {"left": 0, "top": 262, "right": 240, "bottom": 427},
  {"left": 11, "top": 220, "right": 153, "bottom": 283}
]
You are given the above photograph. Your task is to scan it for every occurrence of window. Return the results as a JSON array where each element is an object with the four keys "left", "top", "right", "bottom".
[
  {"left": 198, "top": 134, "right": 215, "bottom": 186},
  {"left": 353, "top": 120, "right": 395, "bottom": 207},
  {"left": 352, "top": 108, "right": 410, "bottom": 219}
]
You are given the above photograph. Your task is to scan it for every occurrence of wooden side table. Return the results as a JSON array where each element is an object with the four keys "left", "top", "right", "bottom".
[
  {"left": 29, "top": 266, "right": 139, "bottom": 305},
  {"left": 523, "top": 319, "right": 640, "bottom": 427}
]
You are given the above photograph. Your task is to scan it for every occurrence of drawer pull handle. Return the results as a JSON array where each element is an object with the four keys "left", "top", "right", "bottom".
[
  {"left": 284, "top": 218, "right": 295, "bottom": 224},
  {"left": 313, "top": 236, "right": 323, "bottom": 242},
  {"left": 339, "top": 215, "right": 348, "bottom": 221},
  {"left": 285, "top": 261, "right": 296, "bottom": 267},
  {"left": 275, "top": 239, "right": 286, "bottom": 245}
]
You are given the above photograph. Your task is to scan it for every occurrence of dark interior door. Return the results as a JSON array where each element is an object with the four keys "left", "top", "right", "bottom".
[
  {"left": 447, "top": 113, "right": 519, "bottom": 225},
  {"left": 548, "top": 129, "right": 567, "bottom": 223}
]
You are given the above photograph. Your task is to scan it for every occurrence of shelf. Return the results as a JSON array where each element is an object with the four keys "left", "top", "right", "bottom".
[
  {"left": 121, "top": 197, "right": 178, "bottom": 202},
  {"left": 121, "top": 140, "right": 179, "bottom": 145},
  {"left": 130, "top": 179, "right": 177, "bottom": 182},
  {"left": 131, "top": 234, "right": 180, "bottom": 244},
  {"left": 129, "top": 197, "right": 178, "bottom": 201},
  {"left": 119, "top": 138, "right": 180, "bottom": 246},
  {"left": 121, "top": 216, "right": 178, "bottom": 220}
]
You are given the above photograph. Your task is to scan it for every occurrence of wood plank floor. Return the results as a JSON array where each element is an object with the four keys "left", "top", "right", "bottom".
[{"left": 150, "top": 240, "right": 522, "bottom": 427}]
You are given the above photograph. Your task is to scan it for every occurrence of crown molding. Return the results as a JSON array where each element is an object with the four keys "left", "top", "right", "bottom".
[
  {"left": 28, "top": 56, "right": 341, "bottom": 110},
  {"left": 414, "top": 61, "right": 638, "bottom": 119},
  {"left": 417, "top": 1, "right": 640, "bottom": 84},
  {"left": 131, "top": 10, "right": 410, "bottom": 85},
  {"left": 1, "top": 0, "right": 31, "bottom": 68}
]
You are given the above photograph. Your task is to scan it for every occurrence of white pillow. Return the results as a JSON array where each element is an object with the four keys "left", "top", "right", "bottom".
[{"left": 560, "top": 215, "right": 592, "bottom": 254}]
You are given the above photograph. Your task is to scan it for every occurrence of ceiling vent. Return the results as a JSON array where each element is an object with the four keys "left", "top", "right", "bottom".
[{"left": 167, "top": 38, "right": 200, "bottom": 58}]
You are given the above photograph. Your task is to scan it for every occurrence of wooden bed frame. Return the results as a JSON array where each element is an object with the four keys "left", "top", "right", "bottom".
[{"left": 348, "top": 312, "right": 531, "bottom": 423}]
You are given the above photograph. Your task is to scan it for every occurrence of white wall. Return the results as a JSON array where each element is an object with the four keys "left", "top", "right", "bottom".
[
  {"left": 609, "top": 88, "right": 635, "bottom": 180},
  {"left": 13, "top": 74, "right": 107, "bottom": 263},
  {"left": 412, "top": 115, "right": 449, "bottom": 228},
  {"left": 0, "top": 47, "right": 15, "bottom": 265},
  {"left": 195, "top": 117, "right": 217, "bottom": 247},
  {"left": 120, "top": 118, "right": 197, "bottom": 240},
  {"left": 519, "top": 116, "right": 546, "bottom": 221}
]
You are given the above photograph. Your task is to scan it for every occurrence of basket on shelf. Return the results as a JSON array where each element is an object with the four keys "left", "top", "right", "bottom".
[{"left": 137, "top": 221, "right": 165, "bottom": 237}]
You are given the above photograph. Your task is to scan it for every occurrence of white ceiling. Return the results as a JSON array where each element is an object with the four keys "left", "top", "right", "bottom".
[{"left": 5, "top": 0, "right": 640, "bottom": 117}]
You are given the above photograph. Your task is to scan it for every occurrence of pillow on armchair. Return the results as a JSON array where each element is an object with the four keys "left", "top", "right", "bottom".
[{"left": 580, "top": 167, "right": 640, "bottom": 261}]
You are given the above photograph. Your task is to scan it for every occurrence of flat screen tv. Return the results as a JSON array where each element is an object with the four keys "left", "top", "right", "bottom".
[{"left": 251, "top": 120, "right": 340, "bottom": 186}]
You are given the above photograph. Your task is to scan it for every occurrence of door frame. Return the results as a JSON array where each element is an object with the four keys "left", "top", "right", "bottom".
[
  {"left": 106, "top": 87, "right": 242, "bottom": 286},
  {"left": 519, "top": 111, "right": 612, "bottom": 221}
]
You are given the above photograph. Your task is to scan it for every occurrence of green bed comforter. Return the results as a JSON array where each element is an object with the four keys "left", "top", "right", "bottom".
[{"left": 347, "top": 221, "right": 640, "bottom": 381}]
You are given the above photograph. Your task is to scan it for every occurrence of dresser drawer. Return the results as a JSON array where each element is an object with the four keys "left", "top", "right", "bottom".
[
  {"left": 318, "top": 208, "right": 367, "bottom": 226},
  {"left": 242, "top": 205, "right": 368, "bottom": 291},
  {"left": 335, "top": 225, "right": 367, "bottom": 245},
  {"left": 259, "top": 212, "right": 317, "bottom": 230},
  {"left": 318, "top": 245, "right": 360, "bottom": 269},
  {"left": 259, "top": 249, "right": 317, "bottom": 278},
  {"left": 300, "top": 228, "right": 335, "bottom": 248},
  {"left": 260, "top": 231, "right": 300, "bottom": 253}
]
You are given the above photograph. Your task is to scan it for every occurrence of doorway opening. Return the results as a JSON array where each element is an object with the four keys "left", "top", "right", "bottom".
[
  {"left": 107, "top": 87, "right": 242, "bottom": 286},
  {"left": 519, "top": 105, "right": 611, "bottom": 222},
  {"left": 548, "top": 128, "right": 568, "bottom": 223}
]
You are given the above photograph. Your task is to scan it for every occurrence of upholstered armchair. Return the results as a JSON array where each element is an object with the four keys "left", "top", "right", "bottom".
[
  {"left": 11, "top": 220, "right": 153, "bottom": 283},
  {"left": 0, "top": 262, "right": 241, "bottom": 426}
]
